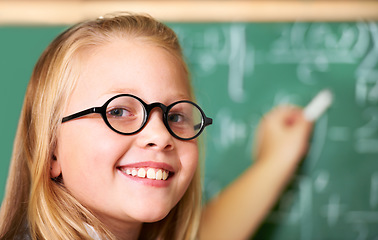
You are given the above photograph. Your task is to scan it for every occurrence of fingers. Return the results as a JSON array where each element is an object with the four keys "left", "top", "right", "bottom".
[
  {"left": 253, "top": 104, "right": 314, "bottom": 163},
  {"left": 268, "top": 105, "right": 312, "bottom": 129}
]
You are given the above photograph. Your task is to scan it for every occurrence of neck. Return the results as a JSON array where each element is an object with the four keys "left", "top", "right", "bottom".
[
  {"left": 93, "top": 213, "right": 143, "bottom": 240},
  {"left": 107, "top": 221, "right": 142, "bottom": 240}
]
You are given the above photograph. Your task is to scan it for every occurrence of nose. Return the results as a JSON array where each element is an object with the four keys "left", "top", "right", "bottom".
[{"left": 136, "top": 109, "right": 174, "bottom": 151}]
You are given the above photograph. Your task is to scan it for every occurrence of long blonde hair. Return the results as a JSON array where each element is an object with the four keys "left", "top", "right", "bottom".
[{"left": 0, "top": 13, "right": 202, "bottom": 240}]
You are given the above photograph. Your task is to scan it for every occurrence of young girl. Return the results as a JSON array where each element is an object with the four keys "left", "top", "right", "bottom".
[{"left": 0, "top": 13, "right": 312, "bottom": 240}]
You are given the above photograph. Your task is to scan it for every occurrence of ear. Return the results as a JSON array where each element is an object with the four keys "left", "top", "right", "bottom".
[{"left": 50, "top": 154, "right": 62, "bottom": 178}]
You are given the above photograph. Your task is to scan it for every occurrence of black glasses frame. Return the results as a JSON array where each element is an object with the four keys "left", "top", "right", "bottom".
[{"left": 62, "top": 94, "right": 213, "bottom": 140}]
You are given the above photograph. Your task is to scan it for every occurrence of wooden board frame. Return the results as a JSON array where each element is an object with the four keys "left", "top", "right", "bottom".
[{"left": 0, "top": 1, "right": 378, "bottom": 25}]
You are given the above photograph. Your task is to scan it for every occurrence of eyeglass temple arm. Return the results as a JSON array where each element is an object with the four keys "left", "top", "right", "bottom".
[
  {"left": 194, "top": 117, "right": 213, "bottom": 130},
  {"left": 62, "top": 107, "right": 102, "bottom": 123}
]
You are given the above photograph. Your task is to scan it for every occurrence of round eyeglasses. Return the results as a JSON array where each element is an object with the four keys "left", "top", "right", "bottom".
[{"left": 62, "top": 94, "right": 213, "bottom": 140}]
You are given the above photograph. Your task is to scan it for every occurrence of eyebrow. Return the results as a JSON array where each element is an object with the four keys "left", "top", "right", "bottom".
[
  {"left": 105, "top": 87, "right": 191, "bottom": 102},
  {"left": 105, "top": 87, "right": 136, "bottom": 95}
]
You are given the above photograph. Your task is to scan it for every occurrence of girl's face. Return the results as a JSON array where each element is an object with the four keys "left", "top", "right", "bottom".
[{"left": 53, "top": 39, "right": 198, "bottom": 232}]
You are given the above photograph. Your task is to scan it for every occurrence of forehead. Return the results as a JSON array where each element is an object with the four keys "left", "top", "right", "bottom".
[{"left": 69, "top": 39, "right": 191, "bottom": 107}]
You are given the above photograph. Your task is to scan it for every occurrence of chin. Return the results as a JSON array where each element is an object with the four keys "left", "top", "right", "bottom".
[{"left": 137, "top": 209, "right": 172, "bottom": 223}]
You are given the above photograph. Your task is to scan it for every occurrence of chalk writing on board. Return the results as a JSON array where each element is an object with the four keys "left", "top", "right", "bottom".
[
  {"left": 314, "top": 170, "right": 330, "bottom": 193},
  {"left": 299, "top": 177, "right": 313, "bottom": 240},
  {"left": 370, "top": 172, "right": 378, "bottom": 208},
  {"left": 355, "top": 22, "right": 378, "bottom": 107},
  {"left": 228, "top": 25, "right": 247, "bottom": 103},
  {"left": 174, "top": 24, "right": 256, "bottom": 103},
  {"left": 355, "top": 108, "right": 378, "bottom": 153},
  {"left": 268, "top": 22, "right": 374, "bottom": 86},
  {"left": 306, "top": 114, "right": 329, "bottom": 170},
  {"left": 354, "top": 22, "right": 378, "bottom": 154},
  {"left": 215, "top": 108, "right": 249, "bottom": 149},
  {"left": 321, "top": 194, "right": 345, "bottom": 227}
]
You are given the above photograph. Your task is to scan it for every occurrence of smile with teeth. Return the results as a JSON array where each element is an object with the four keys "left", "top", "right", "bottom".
[{"left": 120, "top": 167, "right": 170, "bottom": 180}]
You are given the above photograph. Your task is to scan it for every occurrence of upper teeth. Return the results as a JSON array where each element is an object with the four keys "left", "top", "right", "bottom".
[{"left": 122, "top": 168, "right": 169, "bottom": 180}]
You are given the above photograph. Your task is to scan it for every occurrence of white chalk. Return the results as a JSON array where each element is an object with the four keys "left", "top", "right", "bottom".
[{"left": 303, "top": 89, "right": 333, "bottom": 121}]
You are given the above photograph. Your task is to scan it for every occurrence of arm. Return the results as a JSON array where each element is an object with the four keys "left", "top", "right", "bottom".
[{"left": 200, "top": 105, "right": 313, "bottom": 240}]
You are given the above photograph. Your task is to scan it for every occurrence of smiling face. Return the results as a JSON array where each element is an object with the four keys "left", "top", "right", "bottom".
[{"left": 53, "top": 39, "right": 199, "bottom": 235}]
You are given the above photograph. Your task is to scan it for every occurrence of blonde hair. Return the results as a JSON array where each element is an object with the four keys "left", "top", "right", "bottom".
[{"left": 0, "top": 13, "right": 201, "bottom": 240}]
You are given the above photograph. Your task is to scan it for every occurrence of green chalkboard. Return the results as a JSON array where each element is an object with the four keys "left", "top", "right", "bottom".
[{"left": 1, "top": 22, "right": 377, "bottom": 239}]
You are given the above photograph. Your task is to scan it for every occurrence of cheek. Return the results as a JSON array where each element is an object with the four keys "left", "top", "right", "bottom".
[
  {"left": 56, "top": 122, "right": 130, "bottom": 194},
  {"left": 179, "top": 142, "right": 199, "bottom": 182}
]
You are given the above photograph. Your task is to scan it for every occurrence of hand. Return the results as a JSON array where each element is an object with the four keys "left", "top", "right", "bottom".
[{"left": 254, "top": 105, "right": 313, "bottom": 166}]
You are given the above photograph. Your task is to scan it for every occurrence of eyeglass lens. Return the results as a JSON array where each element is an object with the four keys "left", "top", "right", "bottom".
[{"left": 105, "top": 96, "right": 204, "bottom": 139}]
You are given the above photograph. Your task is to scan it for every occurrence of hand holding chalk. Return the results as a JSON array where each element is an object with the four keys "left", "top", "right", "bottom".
[
  {"left": 303, "top": 89, "right": 333, "bottom": 121},
  {"left": 254, "top": 91, "right": 330, "bottom": 162}
]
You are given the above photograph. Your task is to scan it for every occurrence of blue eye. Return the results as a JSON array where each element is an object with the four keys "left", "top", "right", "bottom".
[
  {"left": 107, "top": 108, "right": 131, "bottom": 117},
  {"left": 168, "top": 113, "right": 183, "bottom": 123}
]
